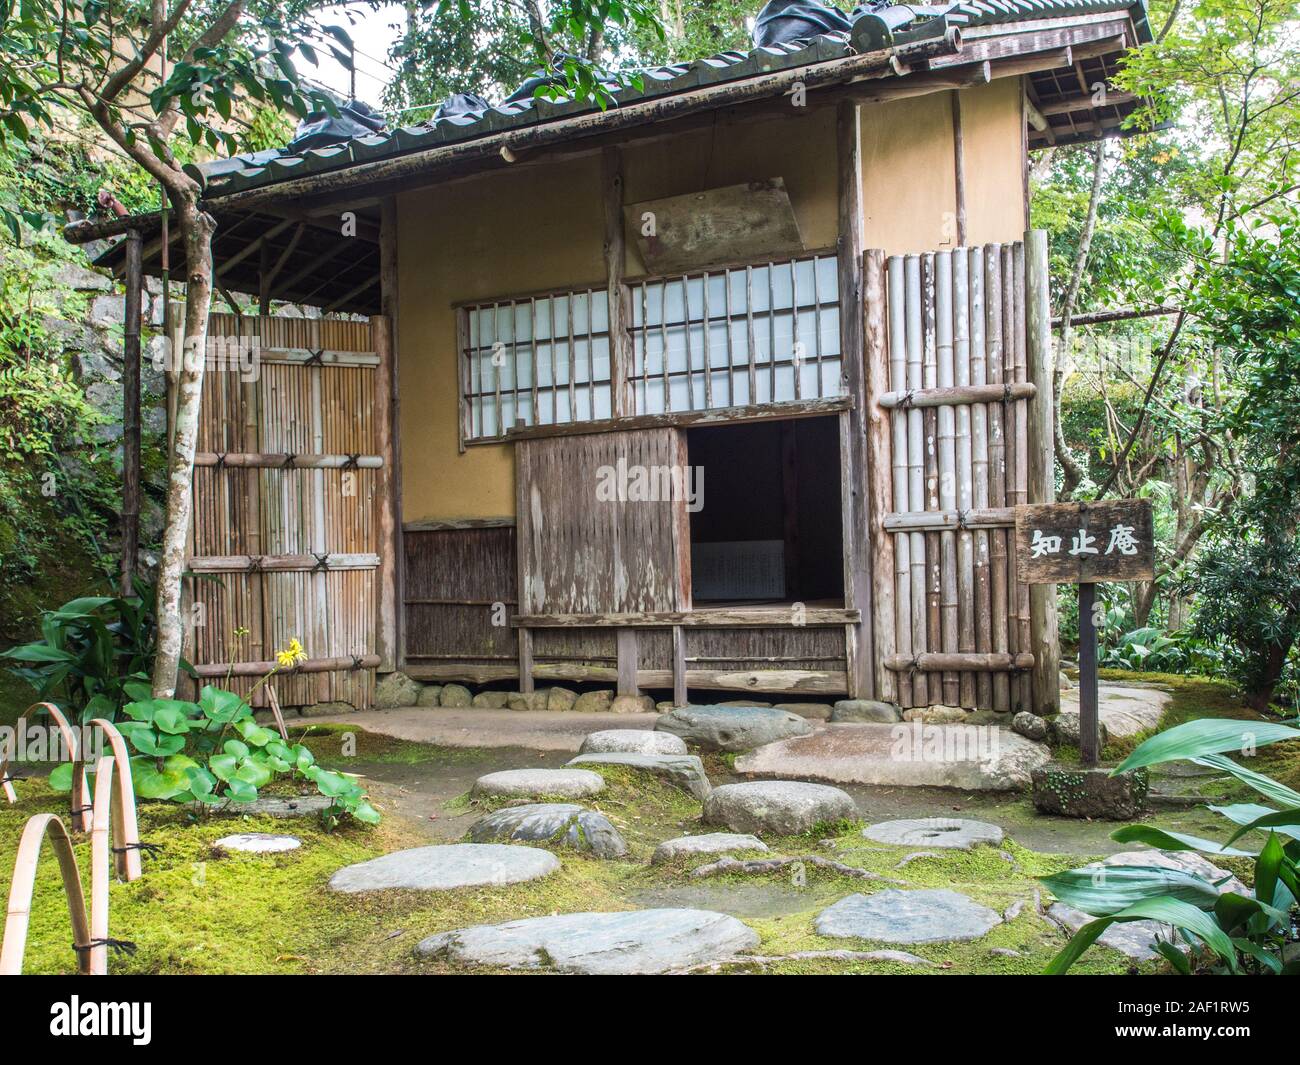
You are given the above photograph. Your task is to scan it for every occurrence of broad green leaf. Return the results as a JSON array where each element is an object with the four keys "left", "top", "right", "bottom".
[
  {"left": 1194, "top": 755, "right": 1300, "bottom": 808},
  {"left": 1225, "top": 808, "right": 1300, "bottom": 847},
  {"left": 1110, "top": 824, "right": 1256, "bottom": 857},
  {"left": 223, "top": 778, "right": 258, "bottom": 803},
  {"left": 48, "top": 762, "right": 74, "bottom": 793},
  {"left": 134, "top": 763, "right": 191, "bottom": 799},
  {"left": 152, "top": 703, "right": 194, "bottom": 735},
  {"left": 1115, "top": 719, "right": 1300, "bottom": 773},
  {"left": 223, "top": 739, "right": 250, "bottom": 759},
  {"left": 200, "top": 685, "right": 248, "bottom": 723},
  {"left": 234, "top": 759, "right": 271, "bottom": 788},
  {"left": 351, "top": 800, "right": 381, "bottom": 825},
  {"left": 1154, "top": 940, "right": 1192, "bottom": 974},
  {"left": 1046, "top": 897, "right": 1237, "bottom": 975},
  {"left": 1, "top": 643, "right": 76, "bottom": 663},
  {"left": 1209, "top": 802, "right": 1300, "bottom": 842},
  {"left": 209, "top": 753, "right": 238, "bottom": 781},
  {"left": 234, "top": 719, "right": 275, "bottom": 747},
  {"left": 1040, "top": 864, "right": 1225, "bottom": 916}
]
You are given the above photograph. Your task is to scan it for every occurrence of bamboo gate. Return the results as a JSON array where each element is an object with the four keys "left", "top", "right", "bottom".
[
  {"left": 868, "top": 238, "right": 1056, "bottom": 713},
  {"left": 180, "top": 313, "right": 397, "bottom": 708}
]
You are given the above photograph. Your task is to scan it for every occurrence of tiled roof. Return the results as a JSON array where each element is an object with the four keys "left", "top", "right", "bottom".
[{"left": 191, "top": 0, "right": 1148, "bottom": 199}]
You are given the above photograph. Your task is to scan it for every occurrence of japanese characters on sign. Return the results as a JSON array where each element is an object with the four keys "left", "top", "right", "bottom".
[{"left": 1014, "top": 500, "right": 1155, "bottom": 585}]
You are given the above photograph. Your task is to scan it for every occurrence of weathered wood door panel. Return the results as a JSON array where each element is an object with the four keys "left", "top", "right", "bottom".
[
  {"left": 878, "top": 243, "right": 1033, "bottom": 712},
  {"left": 182, "top": 313, "right": 392, "bottom": 708},
  {"left": 515, "top": 428, "right": 691, "bottom": 615}
]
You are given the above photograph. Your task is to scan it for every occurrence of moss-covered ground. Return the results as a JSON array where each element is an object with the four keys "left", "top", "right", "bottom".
[{"left": 0, "top": 668, "right": 1288, "bottom": 976}]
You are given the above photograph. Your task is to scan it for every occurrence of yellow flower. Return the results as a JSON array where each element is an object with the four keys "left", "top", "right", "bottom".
[{"left": 276, "top": 638, "right": 307, "bottom": 668}]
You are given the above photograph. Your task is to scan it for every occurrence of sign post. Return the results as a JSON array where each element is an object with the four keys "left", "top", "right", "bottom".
[{"left": 1015, "top": 500, "right": 1155, "bottom": 768}]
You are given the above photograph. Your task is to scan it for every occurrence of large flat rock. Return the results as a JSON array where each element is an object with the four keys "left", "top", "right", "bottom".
[
  {"left": 816, "top": 889, "right": 1003, "bottom": 944},
  {"left": 862, "top": 817, "right": 1004, "bottom": 850},
  {"left": 471, "top": 768, "right": 605, "bottom": 800},
  {"left": 415, "top": 908, "right": 759, "bottom": 974},
  {"left": 1061, "top": 682, "right": 1171, "bottom": 738},
  {"left": 468, "top": 803, "right": 627, "bottom": 859},
  {"left": 702, "top": 780, "right": 857, "bottom": 836},
  {"left": 566, "top": 752, "right": 712, "bottom": 800},
  {"left": 733, "top": 723, "right": 1049, "bottom": 791},
  {"left": 656, "top": 704, "right": 812, "bottom": 752},
  {"left": 651, "top": 832, "right": 769, "bottom": 865},
  {"left": 580, "top": 729, "right": 687, "bottom": 756},
  {"left": 329, "top": 843, "right": 560, "bottom": 893}
]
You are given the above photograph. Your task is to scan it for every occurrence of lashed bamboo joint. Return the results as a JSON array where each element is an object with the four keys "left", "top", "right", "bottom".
[
  {"left": 186, "top": 553, "right": 380, "bottom": 574},
  {"left": 884, "top": 652, "right": 1034, "bottom": 672},
  {"left": 878, "top": 381, "right": 1036, "bottom": 408}
]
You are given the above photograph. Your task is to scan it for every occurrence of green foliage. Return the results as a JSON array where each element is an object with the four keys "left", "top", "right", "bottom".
[
  {"left": 1, "top": 586, "right": 158, "bottom": 723},
  {"left": 90, "top": 684, "right": 380, "bottom": 826},
  {"left": 1182, "top": 527, "right": 1300, "bottom": 709},
  {"left": 1044, "top": 717, "right": 1300, "bottom": 974}
]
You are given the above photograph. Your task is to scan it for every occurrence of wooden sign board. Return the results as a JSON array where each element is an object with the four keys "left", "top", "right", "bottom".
[{"left": 1015, "top": 500, "right": 1154, "bottom": 585}]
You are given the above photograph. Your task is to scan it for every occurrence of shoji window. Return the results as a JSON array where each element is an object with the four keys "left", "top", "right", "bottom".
[
  {"left": 628, "top": 255, "right": 843, "bottom": 414},
  {"left": 459, "top": 289, "right": 612, "bottom": 442}
]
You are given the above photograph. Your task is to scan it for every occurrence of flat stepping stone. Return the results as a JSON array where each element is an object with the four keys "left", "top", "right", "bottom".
[
  {"left": 416, "top": 908, "right": 759, "bottom": 974},
  {"left": 566, "top": 752, "right": 712, "bottom": 800},
  {"left": 580, "top": 729, "right": 687, "bottom": 756},
  {"left": 651, "top": 833, "right": 768, "bottom": 865},
  {"left": 469, "top": 803, "right": 627, "bottom": 859},
  {"left": 702, "top": 781, "right": 857, "bottom": 836},
  {"left": 862, "top": 817, "right": 1004, "bottom": 850},
  {"left": 239, "top": 794, "right": 334, "bottom": 818},
  {"left": 656, "top": 704, "right": 812, "bottom": 752},
  {"left": 733, "top": 723, "right": 1049, "bottom": 790},
  {"left": 816, "top": 889, "right": 1003, "bottom": 944},
  {"left": 329, "top": 843, "right": 560, "bottom": 893},
  {"left": 471, "top": 768, "right": 605, "bottom": 800},
  {"left": 213, "top": 833, "right": 301, "bottom": 854}
]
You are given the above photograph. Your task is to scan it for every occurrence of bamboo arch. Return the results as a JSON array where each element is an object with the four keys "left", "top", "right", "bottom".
[
  {"left": 1, "top": 702, "right": 93, "bottom": 832},
  {"left": 0, "top": 719, "right": 147, "bottom": 975},
  {"left": 0, "top": 813, "right": 93, "bottom": 975}
]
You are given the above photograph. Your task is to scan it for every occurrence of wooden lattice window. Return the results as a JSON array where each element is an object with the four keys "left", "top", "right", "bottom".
[
  {"left": 458, "top": 289, "right": 612, "bottom": 443},
  {"left": 627, "top": 254, "right": 843, "bottom": 414}
]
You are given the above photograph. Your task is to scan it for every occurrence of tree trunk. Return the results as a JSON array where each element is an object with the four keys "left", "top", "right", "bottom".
[
  {"left": 151, "top": 197, "right": 216, "bottom": 697},
  {"left": 1245, "top": 636, "right": 1294, "bottom": 712}
]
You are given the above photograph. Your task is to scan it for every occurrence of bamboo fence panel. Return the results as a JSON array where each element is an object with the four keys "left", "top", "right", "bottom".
[
  {"left": 182, "top": 313, "right": 382, "bottom": 708},
  {"left": 880, "top": 243, "right": 1032, "bottom": 710}
]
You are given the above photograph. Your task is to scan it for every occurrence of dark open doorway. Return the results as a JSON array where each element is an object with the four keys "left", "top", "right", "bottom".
[{"left": 685, "top": 415, "right": 844, "bottom": 606}]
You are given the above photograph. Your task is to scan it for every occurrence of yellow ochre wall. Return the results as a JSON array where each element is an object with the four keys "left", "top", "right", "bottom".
[{"left": 396, "top": 78, "right": 1026, "bottom": 523}]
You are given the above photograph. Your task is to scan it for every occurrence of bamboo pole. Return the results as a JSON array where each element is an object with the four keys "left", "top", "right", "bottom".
[
  {"left": 1012, "top": 242, "right": 1032, "bottom": 711},
  {"left": 887, "top": 254, "right": 912, "bottom": 707},
  {"left": 88, "top": 754, "right": 115, "bottom": 975},
  {"left": 885, "top": 651, "right": 1034, "bottom": 672},
  {"left": 907, "top": 255, "right": 929, "bottom": 705},
  {"left": 189, "top": 654, "right": 380, "bottom": 678},
  {"left": 1025, "top": 230, "right": 1061, "bottom": 715},
  {"left": 877, "top": 381, "right": 1035, "bottom": 408},
  {"left": 922, "top": 254, "right": 942, "bottom": 705},
  {"left": 883, "top": 507, "right": 1013, "bottom": 531},
  {"left": 969, "top": 246, "right": 993, "bottom": 710},
  {"left": 89, "top": 719, "right": 143, "bottom": 882},
  {"left": 986, "top": 244, "right": 1010, "bottom": 712},
  {"left": 935, "top": 251, "right": 959, "bottom": 705},
  {"left": 953, "top": 249, "right": 975, "bottom": 707}
]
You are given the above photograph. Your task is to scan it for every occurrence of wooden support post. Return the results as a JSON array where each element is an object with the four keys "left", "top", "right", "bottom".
[
  {"left": 120, "top": 228, "right": 142, "bottom": 596},
  {"left": 603, "top": 147, "right": 631, "bottom": 417},
  {"left": 1024, "top": 230, "right": 1061, "bottom": 715},
  {"left": 951, "top": 92, "right": 968, "bottom": 247},
  {"left": 863, "top": 248, "right": 896, "bottom": 702},
  {"left": 379, "top": 196, "right": 405, "bottom": 671},
  {"left": 372, "top": 314, "right": 399, "bottom": 674},
  {"left": 837, "top": 98, "right": 874, "bottom": 701},
  {"left": 616, "top": 629, "right": 640, "bottom": 696},
  {"left": 517, "top": 627, "right": 534, "bottom": 695},
  {"left": 672, "top": 624, "right": 687, "bottom": 708},
  {"left": 1077, "top": 581, "right": 1099, "bottom": 766}
]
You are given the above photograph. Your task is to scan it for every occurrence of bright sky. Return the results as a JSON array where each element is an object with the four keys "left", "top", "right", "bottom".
[{"left": 308, "top": 3, "right": 404, "bottom": 108}]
